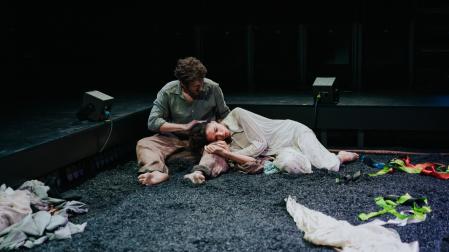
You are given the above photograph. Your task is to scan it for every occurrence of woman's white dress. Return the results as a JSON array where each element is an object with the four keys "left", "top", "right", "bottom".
[{"left": 221, "top": 107, "right": 340, "bottom": 173}]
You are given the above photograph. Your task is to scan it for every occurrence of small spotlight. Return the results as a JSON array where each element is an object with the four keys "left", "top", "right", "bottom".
[
  {"left": 312, "top": 77, "right": 339, "bottom": 104},
  {"left": 77, "top": 90, "right": 114, "bottom": 122}
]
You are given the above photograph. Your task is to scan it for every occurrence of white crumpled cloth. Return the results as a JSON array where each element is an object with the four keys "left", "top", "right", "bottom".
[
  {"left": 0, "top": 181, "right": 88, "bottom": 250},
  {"left": 285, "top": 196, "right": 419, "bottom": 252},
  {"left": 0, "top": 185, "right": 32, "bottom": 232}
]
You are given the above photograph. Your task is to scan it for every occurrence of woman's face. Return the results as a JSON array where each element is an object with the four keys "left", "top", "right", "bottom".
[{"left": 205, "top": 121, "right": 230, "bottom": 142}]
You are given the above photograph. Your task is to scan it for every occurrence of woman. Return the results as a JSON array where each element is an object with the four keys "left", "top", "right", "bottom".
[{"left": 184, "top": 107, "right": 359, "bottom": 184}]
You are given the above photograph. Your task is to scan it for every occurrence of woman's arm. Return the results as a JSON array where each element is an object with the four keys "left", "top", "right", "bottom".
[
  {"left": 222, "top": 150, "right": 256, "bottom": 164},
  {"left": 230, "top": 108, "right": 268, "bottom": 157},
  {"left": 205, "top": 143, "right": 256, "bottom": 165}
]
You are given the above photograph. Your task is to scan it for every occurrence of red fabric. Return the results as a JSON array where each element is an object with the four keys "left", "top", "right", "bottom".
[{"left": 403, "top": 157, "right": 449, "bottom": 180}]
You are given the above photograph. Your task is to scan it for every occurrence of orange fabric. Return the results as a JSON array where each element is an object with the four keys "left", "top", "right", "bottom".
[{"left": 403, "top": 157, "right": 449, "bottom": 180}]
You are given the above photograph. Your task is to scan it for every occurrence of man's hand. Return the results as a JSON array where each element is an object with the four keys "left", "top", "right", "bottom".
[{"left": 184, "top": 120, "right": 201, "bottom": 131}]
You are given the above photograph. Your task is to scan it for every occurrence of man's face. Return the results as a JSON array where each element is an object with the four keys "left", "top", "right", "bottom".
[
  {"left": 205, "top": 121, "right": 231, "bottom": 142},
  {"left": 182, "top": 79, "right": 204, "bottom": 99}
]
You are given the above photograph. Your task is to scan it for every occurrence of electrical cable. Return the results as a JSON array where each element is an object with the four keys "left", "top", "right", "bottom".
[
  {"left": 99, "top": 118, "right": 113, "bottom": 153},
  {"left": 313, "top": 93, "right": 321, "bottom": 132},
  {"left": 328, "top": 148, "right": 449, "bottom": 156}
]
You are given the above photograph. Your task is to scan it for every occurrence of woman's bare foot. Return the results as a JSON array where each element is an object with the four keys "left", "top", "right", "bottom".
[
  {"left": 183, "top": 171, "right": 206, "bottom": 184},
  {"left": 138, "top": 171, "right": 169, "bottom": 186},
  {"left": 337, "top": 151, "right": 360, "bottom": 164}
]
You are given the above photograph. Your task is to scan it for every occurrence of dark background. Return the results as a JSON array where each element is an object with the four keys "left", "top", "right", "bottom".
[
  {"left": 3, "top": 3, "right": 449, "bottom": 251},
  {"left": 3, "top": 0, "right": 449, "bottom": 106}
]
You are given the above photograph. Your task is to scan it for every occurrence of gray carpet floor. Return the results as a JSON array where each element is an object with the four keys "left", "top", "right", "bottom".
[{"left": 30, "top": 154, "right": 449, "bottom": 252}]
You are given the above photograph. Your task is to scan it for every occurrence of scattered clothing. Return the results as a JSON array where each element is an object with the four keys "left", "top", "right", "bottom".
[
  {"left": 285, "top": 195, "right": 418, "bottom": 252},
  {"left": 0, "top": 211, "right": 87, "bottom": 250},
  {"left": 0, "top": 180, "right": 88, "bottom": 250},
  {"left": 361, "top": 155, "right": 385, "bottom": 169},
  {"left": 336, "top": 170, "right": 362, "bottom": 184},
  {"left": 358, "top": 193, "right": 431, "bottom": 226},
  {"left": 17, "top": 180, "right": 65, "bottom": 212},
  {"left": 0, "top": 185, "right": 32, "bottom": 232},
  {"left": 263, "top": 160, "right": 281, "bottom": 175},
  {"left": 369, "top": 156, "right": 449, "bottom": 180}
]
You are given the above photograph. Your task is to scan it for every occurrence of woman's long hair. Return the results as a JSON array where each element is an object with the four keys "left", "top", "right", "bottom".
[{"left": 189, "top": 122, "right": 208, "bottom": 154}]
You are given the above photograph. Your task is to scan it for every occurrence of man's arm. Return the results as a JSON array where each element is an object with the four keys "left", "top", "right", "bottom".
[
  {"left": 148, "top": 89, "right": 198, "bottom": 133},
  {"left": 159, "top": 120, "right": 199, "bottom": 133},
  {"left": 147, "top": 90, "right": 169, "bottom": 132}
]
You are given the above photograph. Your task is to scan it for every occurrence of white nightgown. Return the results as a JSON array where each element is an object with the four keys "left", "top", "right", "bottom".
[{"left": 221, "top": 107, "right": 340, "bottom": 173}]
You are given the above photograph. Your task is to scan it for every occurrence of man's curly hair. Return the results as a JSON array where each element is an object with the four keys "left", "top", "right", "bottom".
[
  {"left": 189, "top": 122, "right": 209, "bottom": 154},
  {"left": 174, "top": 57, "right": 207, "bottom": 85}
]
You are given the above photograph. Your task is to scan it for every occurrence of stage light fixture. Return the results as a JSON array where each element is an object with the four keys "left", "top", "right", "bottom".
[
  {"left": 77, "top": 90, "right": 114, "bottom": 122},
  {"left": 312, "top": 77, "right": 339, "bottom": 104}
]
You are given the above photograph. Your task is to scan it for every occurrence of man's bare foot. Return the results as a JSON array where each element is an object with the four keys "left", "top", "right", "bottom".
[
  {"left": 183, "top": 171, "right": 206, "bottom": 185},
  {"left": 138, "top": 171, "right": 169, "bottom": 186},
  {"left": 337, "top": 151, "right": 360, "bottom": 164}
]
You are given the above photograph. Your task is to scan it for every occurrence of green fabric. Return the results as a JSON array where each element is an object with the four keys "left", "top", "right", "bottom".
[
  {"left": 368, "top": 159, "right": 421, "bottom": 177},
  {"left": 368, "top": 158, "right": 449, "bottom": 178},
  {"left": 435, "top": 164, "right": 449, "bottom": 173},
  {"left": 368, "top": 166, "right": 392, "bottom": 177},
  {"left": 390, "top": 159, "right": 422, "bottom": 174},
  {"left": 358, "top": 193, "right": 431, "bottom": 222}
]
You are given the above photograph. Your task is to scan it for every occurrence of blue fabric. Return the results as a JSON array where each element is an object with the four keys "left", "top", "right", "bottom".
[
  {"left": 361, "top": 155, "right": 385, "bottom": 169},
  {"left": 264, "top": 161, "right": 280, "bottom": 175}
]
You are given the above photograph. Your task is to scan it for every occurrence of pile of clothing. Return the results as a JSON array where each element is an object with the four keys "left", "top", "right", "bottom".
[{"left": 0, "top": 180, "right": 87, "bottom": 250}]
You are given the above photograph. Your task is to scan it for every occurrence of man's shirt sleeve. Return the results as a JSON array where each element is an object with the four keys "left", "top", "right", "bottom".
[{"left": 147, "top": 90, "right": 170, "bottom": 132}]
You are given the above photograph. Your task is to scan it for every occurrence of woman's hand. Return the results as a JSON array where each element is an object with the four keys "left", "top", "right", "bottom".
[
  {"left": 204, "top": 144, "right": 228, "bottom": 156},
  {"left": 205, "top": 141, "right": 256, "bottom": 165},
  {"left": 209, "top": 140, "right": 229, "bottom": 150}
]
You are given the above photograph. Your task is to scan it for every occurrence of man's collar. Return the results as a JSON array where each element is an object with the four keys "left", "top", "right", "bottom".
[{"left": 174, "top": 81, "right": 182, "bottom": 95}]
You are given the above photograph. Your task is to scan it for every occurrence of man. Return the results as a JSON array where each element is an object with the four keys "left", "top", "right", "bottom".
[{"left": 136, "top": 57, "right": 230, "bottom": 185}]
